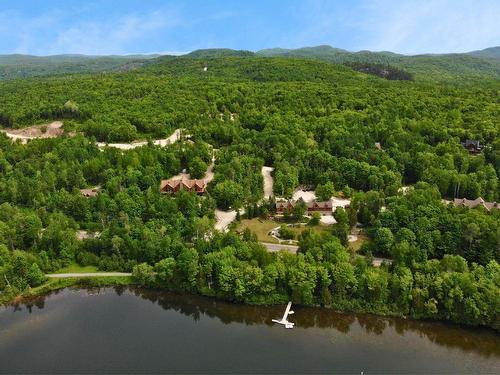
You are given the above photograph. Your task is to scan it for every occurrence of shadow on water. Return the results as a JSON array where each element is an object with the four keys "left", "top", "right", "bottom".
[{"left": 9, "top": 286, "right": 500, "bottom": 358}]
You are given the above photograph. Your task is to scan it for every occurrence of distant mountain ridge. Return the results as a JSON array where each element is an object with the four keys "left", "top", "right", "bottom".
[
  {"left": 0, "top": 45, "right": 499, "bottom": 82},
  {"left": 258, "top": 45, "right": 350, "bottom": 57},
  {"left": 184, "top": 48, "right": 254, "bottom": 58},
  {"left": 466, "top": 46, "right": 500, "bottom": 59},
  {"left": 257, "top": 45, "right": 500, "bottom": 59},
  {"left": 254, "top": 45, "right": 500, "bottom": 82}
]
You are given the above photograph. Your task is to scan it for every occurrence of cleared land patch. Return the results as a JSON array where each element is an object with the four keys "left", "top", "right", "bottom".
[
  {"left": 1, "top": 121, "right": 66, "bottom": 143},
  {"left": 236, "top": 218, "right": 332, "bottom": 243}
]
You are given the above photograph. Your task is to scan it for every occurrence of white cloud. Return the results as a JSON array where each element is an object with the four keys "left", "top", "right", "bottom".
[
  {"left": 0, "top": 7, "right": 184, "bottom": 55},
  {"left": 267, "top": 0, "right": 500, "bottom": 54},
  {"left": 355, "top": 0, "right": 500, "bottom": 54},
  {"left": 49, "top": 10, "right": 181, "bottom": 55},
  {"left": 1, "top": 1, "right": 498, "bottom": 55}
]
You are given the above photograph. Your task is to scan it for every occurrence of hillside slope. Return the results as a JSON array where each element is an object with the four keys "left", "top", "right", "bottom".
[
  {"left": 2, "top": 46, "right": 499, "bottom": 83},
  {"left": 144, "top": 55, "right": 370, "bottom": 83},
  {"left": 257, "top": 45, "right": 500, "bottom": 82},
  {"left": 0, "top": 54, "right": 160, "bottom": 80},
  {"left": 467, "top": 46, "right": 500, "bottom": 59}
]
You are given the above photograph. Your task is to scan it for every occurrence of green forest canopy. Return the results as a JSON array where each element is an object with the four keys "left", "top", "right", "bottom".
[
  {"left": 1, "top": 44, "right": 500, "bottom": 82},
  {"left": 0, "top": 54, "right": 498, "bottom": 329}
]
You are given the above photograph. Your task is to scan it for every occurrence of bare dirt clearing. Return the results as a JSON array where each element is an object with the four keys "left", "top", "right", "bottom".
[{"left": 1, "top": 121, "right": 65, "bottom": 143}]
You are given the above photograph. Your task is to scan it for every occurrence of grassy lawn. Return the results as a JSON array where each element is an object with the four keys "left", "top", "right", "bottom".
[
  {"left": 236, "top": 218, "right": 332, "bottom": 243},
  {"left": 292, "top": 224, "right": 331, "bottom": 237},
  {"left": 236, "top": 219, "right": 281, "bottom": 243},
  {"left": 54, "top": 263, "right": 99, "bottom": 274}
]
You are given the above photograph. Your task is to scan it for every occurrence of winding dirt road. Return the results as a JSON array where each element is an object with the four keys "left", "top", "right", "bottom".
[{"left": 96, "top": 129, "right": 183, "bottom": 150}]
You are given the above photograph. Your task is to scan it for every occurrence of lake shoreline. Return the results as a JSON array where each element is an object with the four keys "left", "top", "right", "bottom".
[
  {"left": 3, "top": 281, "right": 499, "bottom": 335},
  {"left": 1, "top": 276, "right": 133, "bottom": 306}
]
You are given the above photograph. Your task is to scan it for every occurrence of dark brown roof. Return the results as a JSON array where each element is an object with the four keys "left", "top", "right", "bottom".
[
  {"left": 160, "top": 178, "right": 206, "bottom": 192},
  {"left": 276, "top": 199, "right": 332, "bottom": 211}
]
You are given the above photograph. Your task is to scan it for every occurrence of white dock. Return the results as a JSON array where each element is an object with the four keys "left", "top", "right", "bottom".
[{"left": 272, "top": 301, "right": 295, "bottom": 329}]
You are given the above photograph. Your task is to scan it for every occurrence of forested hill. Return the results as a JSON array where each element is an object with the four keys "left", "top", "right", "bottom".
[
  {"left": 256, "top": 45, "right": 500, "bottom": 82},
  {"left": 1, "top": 46, "right": 499, "bottom": 82},
  {"left": 467, "top": 46, "right": 500, "bottom": 59},
  {"left": 0, "top": 54, "right": 160, "bottom": 80},
  {"left": 144, "top": 56, "right": 371, "bottom": 83},
  {"left": 183, "top": 48, "right": 254, "bottom": 59},
  {"left": 0, "top": 52, "right": 499, "bottom": 329}
]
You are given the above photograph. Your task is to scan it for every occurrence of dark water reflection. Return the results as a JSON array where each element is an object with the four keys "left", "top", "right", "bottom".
[
  {"left": 1, "top": 287, "right": 499, "bottom": 374},
  {"left": 133, "top": 287, "right": 500, "bottom": 357}
]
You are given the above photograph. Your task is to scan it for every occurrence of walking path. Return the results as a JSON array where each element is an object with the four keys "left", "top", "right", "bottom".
[
  {"left": 204, "top": 158, "right": 215, "bottom": 184},
  {"left": 46, "top": 272, "right": 132, "bottom": 278},
  {"left": 261, "top": 242, "right": 298, "bottom": 253},
  {"left": 261, "top": 166, "right": 274, "bottom": 199},
  {"left": 2, "top": 123, "right": 185, "bottom": 151}
]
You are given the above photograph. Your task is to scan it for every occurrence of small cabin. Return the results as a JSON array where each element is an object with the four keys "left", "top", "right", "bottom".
[
  {"left": 80, "top": 187, "right": 100, "bottom": 198},
  {"left": 461, "top": 140, "right": 482, "bottom": 154}
]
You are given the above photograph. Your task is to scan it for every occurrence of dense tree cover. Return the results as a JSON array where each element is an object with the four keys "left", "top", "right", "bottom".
[
  {"left": 0, "top": 245, "right": 45, "bottom": 291},
  {"left": 256, "top": 45, "right": 500, "bottom": 83},
  {"left": 210, "top": 151, "right": 263, "bottom": 209},
  {"left": 0, "top": 54, "right": 158, "bottom": 80},
  {"left": 346, "top": 62, "right": 414, "bottom": 80},
  {"left": 0, "top": 135, "right": 215, "bottom": 282},
  {"left": 132, "top": 231, "right": 499, "bottom": 329},
  {"left": 351, "top": 184, "right": 500, "bottom": 265},
  {"left": 1, "top": 58, "right": 497, "bottom": 199},
  {"left": 0, "top": 56, "right": 498, "bottom": 329}
]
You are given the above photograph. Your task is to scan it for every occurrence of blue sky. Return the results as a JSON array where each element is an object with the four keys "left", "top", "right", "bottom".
[{"left": 1, "top": 0, "right": 499, "bottom": 56}]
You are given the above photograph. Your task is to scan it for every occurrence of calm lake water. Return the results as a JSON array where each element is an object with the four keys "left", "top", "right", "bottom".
[{"left": 0, "top": 287, "right": 498, "bottom": 374}]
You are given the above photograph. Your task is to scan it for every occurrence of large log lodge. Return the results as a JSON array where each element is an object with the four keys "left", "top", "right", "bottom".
[
  {"left": 160, "top": 178, "right": 206, "bottom": 195},
  {"left": 276, "top": 199, "right": 334, "bottom": 214}
]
